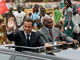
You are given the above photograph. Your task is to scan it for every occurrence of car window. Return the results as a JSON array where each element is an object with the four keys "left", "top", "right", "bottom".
[
  {"left": 0, "top": 53, "right": 11, "bottom": 60},
  {"left": 15, "top": 56, "right": 28, "bottom": 60},
  {"left": 15, "top": 55, "right": 46, "bottom": 60}
]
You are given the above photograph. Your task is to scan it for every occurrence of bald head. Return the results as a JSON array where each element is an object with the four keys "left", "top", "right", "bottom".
[
  {"left": 43, "top": 16, "right": 52, "bottom": 23},
  {"left": 43, "top": 16, "right": 53, "bottom": 29}
]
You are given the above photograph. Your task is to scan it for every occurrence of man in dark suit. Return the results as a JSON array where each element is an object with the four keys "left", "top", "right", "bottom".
[{"left": 7, "top": 17, "right": 45, "bottom": 52}]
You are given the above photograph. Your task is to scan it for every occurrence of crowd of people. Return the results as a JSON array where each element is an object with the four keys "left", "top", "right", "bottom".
[{"left": 0, "top": 0, "right": 80, "bottom": 55}]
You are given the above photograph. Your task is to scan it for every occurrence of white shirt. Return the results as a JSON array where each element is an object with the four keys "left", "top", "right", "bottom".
[
  {"left": 13, "top": 11, "right": 26, "bottom": 26},
  {"left": 72, "top": 14, "right": 79, "bottom": 25},
  {"left": 24, "top": 32, "right": 31, "bottom": 40}
]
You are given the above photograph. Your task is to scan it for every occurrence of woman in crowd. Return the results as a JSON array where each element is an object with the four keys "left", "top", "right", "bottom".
[{"left": 63, "top": 0, "right": 74, "bottom": 37}]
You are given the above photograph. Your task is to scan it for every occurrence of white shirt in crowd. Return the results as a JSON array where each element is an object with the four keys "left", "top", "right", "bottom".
[
  {"left": 72, "top": 14, "right": 80, "bottom": 34},
  {"left": 13, "top": 11, "right": 26, "bottom": 26}
]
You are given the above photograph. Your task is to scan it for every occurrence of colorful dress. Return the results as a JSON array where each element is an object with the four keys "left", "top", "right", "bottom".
[{"left": 64, "top": 7, "right": 74, "bottom": 37}]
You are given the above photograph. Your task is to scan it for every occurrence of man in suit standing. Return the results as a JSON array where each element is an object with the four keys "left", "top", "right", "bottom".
[
  {"left": 7, "top": 17, "right": 45, "bottom": 52},
  {"left": 38, "top": 16, "right": 79, "bottom": 54}
]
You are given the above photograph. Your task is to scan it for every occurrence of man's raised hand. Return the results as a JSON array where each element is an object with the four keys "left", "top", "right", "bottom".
[{"left": 7, "top": 17, "right": 15, "bottom": 31}]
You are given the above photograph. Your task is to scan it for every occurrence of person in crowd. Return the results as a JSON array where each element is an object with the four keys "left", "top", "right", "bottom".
[
  {"left": 13, "top": 5, "right": 26, "bottom": 30},
  {"left": 7, "top": 0, "right": 15, "bottom": 8},
  {"left": 32, "top": 4, "right": 40, "bottom": 30},
  {"left": 40, "top": 7, "right": 49, "bottom": 24},
  {"left": 55, "top": 22, "right": 64, "bottom": 32},
  {"left": 78, "top": 12, "right": 80, "bottom": 27},
  {"left": 63, "top": 0, "right": 74, "bottom": 37},
  {"left": 60, "top": 0, "right": 64, "bottom": 9},
  {"left": 37, "top": 7, "right": 49, "bottom": 29},
  {"left": 28, "top": 12, "right": 32, "bottom": 19},
  {"left": 0, "top": 15, "right": 6, "bottom": 44},
  {"left": 5, "top": 7, "right": 14, "bottom": 23},
  {"left": 38, "top": 16, "right": 79, "bottom": 55},
  {"left": 54, "top": 5, "right": 62, "bottom": 24},
  {"left": 72, "top": 7, "right": 79, "bottom": 40},
  {"left": 33, "top": 4, "right": 39, "bottom": 13},
  {"left": 7, "top": 17, "right": 47, "bottom": 52},
  {"left": 2, "top": 7, "right": 14, "bottom": 22}
]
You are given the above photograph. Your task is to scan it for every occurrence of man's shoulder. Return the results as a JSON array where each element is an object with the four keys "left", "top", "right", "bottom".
[
  {"left": 31, "top": 31, "right": 41, "bottom": 37},
  {"left": 38, "top": 27, "right": 44, "bottom": 33},
  {"left": 32, "top": 31, "right": 40, "bottom": 34}
]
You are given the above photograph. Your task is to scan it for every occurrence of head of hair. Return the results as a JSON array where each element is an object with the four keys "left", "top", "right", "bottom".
[
  {"left": 24, "top": 18, "right": 34, "bottom": 26},
  {"left": 40, "top": 7, "right": 45, "bottom": 10},
  {"left": 73, "top": 6, "right": 78, "bottom": 15},
  {"left": 17, "top": 5, "right": 22, "bottom": 9},
  {"left": 17, "top": 5, "right": 22, "bottom": 12},
  {"left": 34, "top": 4, "right": 39, "bottom": 12},
  {"left": 65, "top": 0, "right": 72, "bottom": 8},
  {"left": 34, "top": 4, "right": 39, "bottom": 8},
  {"left": 40, "top": 7, "right": 46, "bottom": 15}
]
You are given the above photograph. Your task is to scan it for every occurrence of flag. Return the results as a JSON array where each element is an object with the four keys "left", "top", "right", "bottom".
[{"left": 0, "top": 0, "right": 8, "bottom": 15}]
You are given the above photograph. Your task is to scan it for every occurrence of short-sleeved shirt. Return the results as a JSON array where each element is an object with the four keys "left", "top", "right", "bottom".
[
  {"left": 65, "top": 7, "right": 72, "bottom": 21},
  {"left": 13, "top": 11, "right": 26, "bottom": 26},
  {"left": 54, "top": 9, "right": 62, "bottom": 24}
]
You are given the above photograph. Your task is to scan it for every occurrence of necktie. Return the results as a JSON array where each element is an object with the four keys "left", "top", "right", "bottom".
[
  {"left": 26, "top": 34, "right": 30, "bottom": 46},
  {"left": 49, "top": 29, "right": 52, "bottom": 38}
]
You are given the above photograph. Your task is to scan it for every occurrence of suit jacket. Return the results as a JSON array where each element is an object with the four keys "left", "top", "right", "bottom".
[
  {"left": 7, "top": 30, "right": 44, "bottom": 51},
  {"left": 38, "top": 27, "right": 73, "bottom": 43}
]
